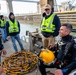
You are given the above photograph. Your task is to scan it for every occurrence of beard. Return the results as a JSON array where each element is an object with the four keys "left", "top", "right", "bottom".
[{"left": 46, "top": 13, "right": 50, "bottom": 16}]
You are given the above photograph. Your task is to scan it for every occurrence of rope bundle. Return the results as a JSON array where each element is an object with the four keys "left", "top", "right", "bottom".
[{"left": 2, "top": 50, "right": 38, "bottom": 75}]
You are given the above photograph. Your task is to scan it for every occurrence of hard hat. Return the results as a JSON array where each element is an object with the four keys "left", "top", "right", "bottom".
[{"left": 39, "top": 49, "right": 55, "bottom": 64}]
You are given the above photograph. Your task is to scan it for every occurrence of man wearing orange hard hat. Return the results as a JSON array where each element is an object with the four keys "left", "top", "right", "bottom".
[{"left": 39, "top": 23, "right": 76, "bottom": 75}]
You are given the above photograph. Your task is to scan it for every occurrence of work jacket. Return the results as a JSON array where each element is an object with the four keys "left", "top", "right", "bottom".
[
  {"left": 6, "top": 19, "right": 20, "bottom": 36},
  {"left": 41, "top": 12, "right": 61, "bottom": 37},
  {"left": 55, "top": 35, "right": 76, "bottom": 75},
  {"left": 41, "top": 13, "right": 55, "bottom": 33},
  {"left": 8, "top": 20, "right": 19, "bottom": 33},
  {"left": 0, "top": 20, "right": 6, "bottom": 28},
  {"left": 0, "top": 37, "right": 4, "bottom": 50}
]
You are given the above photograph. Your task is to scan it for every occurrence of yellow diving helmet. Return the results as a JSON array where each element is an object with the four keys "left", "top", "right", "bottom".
[{"left": 39, "top": 49, "right": 55, "bottom": 64}]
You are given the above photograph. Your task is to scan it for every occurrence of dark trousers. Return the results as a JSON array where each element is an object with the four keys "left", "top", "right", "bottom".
[
  {"left": 38, "top": 60, "right": 71, "bottom": 75},
  {"left": 38, "top": 60, "right": 55, "bottom": 75},
  {"left": 0, "top": 51, "right": 2, "bottom": 64}
]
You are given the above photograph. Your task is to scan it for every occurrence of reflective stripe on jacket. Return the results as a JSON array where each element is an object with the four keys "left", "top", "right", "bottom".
[
  {"left": 41, "top": 13, "right": 55, "bottom": 33},
  {"left": 8, "top": 20, "right": 19, "bottom": 33}
]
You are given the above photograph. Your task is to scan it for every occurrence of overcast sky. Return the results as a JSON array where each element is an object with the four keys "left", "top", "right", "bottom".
[
  {"left": 0, "top": 1, "right": 37, "bottom": 14},
  {"left": 0, "top": 0, "right": 76, "bottom": 15},
  {"left": 57, "top": 0, "right": 76, "bottom": 5}
]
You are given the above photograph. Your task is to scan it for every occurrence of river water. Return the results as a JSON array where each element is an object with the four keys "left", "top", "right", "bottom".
[
  {"left": 20, "top": 23, "right": 76, "bottom": 39},
  {"left": 20, "top": 23, "right": 40, "bottom": 38}
]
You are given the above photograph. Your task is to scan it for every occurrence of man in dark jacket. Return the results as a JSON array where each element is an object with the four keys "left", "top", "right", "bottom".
[
  {"left": 39, "top": 23, "right": 76, "bottom": 75},
  {"left": 6, "top": 12, "right": 24, "bottom": 52},
  {"left": 0, "top": 37, "right": 7, "bottom": 74},
  {"left": 41, "top": 4, "right": 61, "bottom": 49}
]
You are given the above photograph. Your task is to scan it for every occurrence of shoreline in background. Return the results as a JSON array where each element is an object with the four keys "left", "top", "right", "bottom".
[{"left": 19, "top": 20, "right": 40, "bottom": 26}]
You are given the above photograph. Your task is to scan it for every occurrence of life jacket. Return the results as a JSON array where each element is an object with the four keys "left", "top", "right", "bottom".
[
  {"left": 41, "top": 13, "right": 55, "bottom": 33},
  {"left": 0, "top": 20, "right": 6, "bottom": 28},
  {"left": 8, "top": 20, "right": 19, "bottom": 33}
]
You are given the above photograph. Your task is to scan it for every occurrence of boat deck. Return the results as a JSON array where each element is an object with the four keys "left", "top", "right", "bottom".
[{"left": 1, "top": 39, "right": 56, "bottom": 75}]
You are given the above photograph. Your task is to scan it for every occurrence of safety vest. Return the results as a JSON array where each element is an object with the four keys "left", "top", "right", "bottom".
[
  {"left": 41, "top": 13, "right": 55, "bottom": 33},
  {"left": 8, "top": 20, "right": 19, "bottom": 33},
  {"left": 0, "top": 20, "right": 6, "bottom": 28}
]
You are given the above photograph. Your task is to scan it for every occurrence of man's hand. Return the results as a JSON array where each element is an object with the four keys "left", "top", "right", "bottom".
[
  {"left": 2, "top": 49, "right": 7, "bottom": 55},
  {"left": 7, "top": 36, "right": 10, "bottom": 40},
  {"left": 48, "top": 43, "right": 55, "bottom": 49},
  {"left": 0, "top": 66, "right": 4, "bottom": 74},
  {"left": 54, "top": 69, "right": 63, "bottom": 75}
]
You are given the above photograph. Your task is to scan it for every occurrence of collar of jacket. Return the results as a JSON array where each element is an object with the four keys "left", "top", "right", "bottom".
[{"left": 45, "top": 12, "right": 53, "bottom": 19}]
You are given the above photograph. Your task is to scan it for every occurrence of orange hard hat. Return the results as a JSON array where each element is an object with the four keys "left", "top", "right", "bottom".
[{"left": 39, "top": 49, "right": 55, "bottom": 64}]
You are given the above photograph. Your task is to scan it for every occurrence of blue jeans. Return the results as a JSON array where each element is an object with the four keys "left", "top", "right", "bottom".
[
  {"left": 10, "top": 34, "right": 24, "bottom": 52},
  {"left": 0, "top": 28, "right": 7, "bottom": 41}
]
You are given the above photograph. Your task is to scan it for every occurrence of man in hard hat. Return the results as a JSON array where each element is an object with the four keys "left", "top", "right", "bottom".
[
  {"left": 39, "top": 23, "right": 76, "bottom": 75},
  {"left": 40, "top": 4, "right": 61, "bottom": 49}
]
